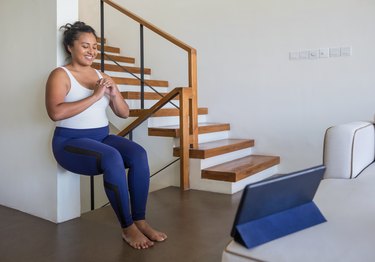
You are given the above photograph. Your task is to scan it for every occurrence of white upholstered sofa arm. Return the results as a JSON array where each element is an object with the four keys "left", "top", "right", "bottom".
[{"left": 323, "top": 121, "right": 375, "bottom": 179}]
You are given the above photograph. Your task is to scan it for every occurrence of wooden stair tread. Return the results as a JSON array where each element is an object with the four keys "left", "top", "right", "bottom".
[
  {"left": 97, "top": 45, "right": 120, "bottom": 53},
  {"left": 92, "top": 63, "right": 151, "bottom": 75},
  {"left": 149, "top": 122, "right": 230, "bottom": 137},
  {"left": 173, "top": 139, "right": 254, "bottom": 159},
  {"left": 96, "top": 54, "right": 135, "bottom": 64},
  {"left": 129, "top": 107, "right": 208, "bottom": 117},
  {"left": 96, "top": 37, "right": 106, "bottom": 44},
  {"left": 201, "top": 155, "right": 280, "bottom": 182},
  {"left": 112, "top": 77, "right": 168, "bottom": 87},
  {"left": 122, "top": 91, "right": 178, "bottom": 100}
]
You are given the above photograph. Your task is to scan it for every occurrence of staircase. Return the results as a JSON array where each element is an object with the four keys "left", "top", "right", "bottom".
[{"left": 95, "top": 38, "right": 280, "bottom": 194}]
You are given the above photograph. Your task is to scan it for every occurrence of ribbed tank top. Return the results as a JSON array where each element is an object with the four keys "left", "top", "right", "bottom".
[{"left": 56, "top": 67, "right": 110, "bottom": 129}]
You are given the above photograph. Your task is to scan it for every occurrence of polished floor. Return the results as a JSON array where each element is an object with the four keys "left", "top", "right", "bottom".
[{"left": 0, "top": 187, "right": 242, "bottom": 262}]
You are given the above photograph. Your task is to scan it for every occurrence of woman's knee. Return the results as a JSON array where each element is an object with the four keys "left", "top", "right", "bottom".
[
  {"left": 101, "top": 147, "right": 124, "bottom": 170},
  {"left": 103, "top": 135, "right": 149, "bottom": 166},
  {"left": 129, "top": 143, "right": 149, "bottom": 165}
]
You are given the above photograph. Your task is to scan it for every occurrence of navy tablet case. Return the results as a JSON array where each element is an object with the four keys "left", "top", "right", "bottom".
[{"left": 231, "top": 165, "right": 326, "bottom": 249}]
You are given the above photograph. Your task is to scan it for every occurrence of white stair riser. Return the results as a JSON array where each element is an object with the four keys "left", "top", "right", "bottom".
[
  {"left": 117, "top": 85, "right": 168, "bottom": 93},
  {"left": 148, "top": 115, "right": 208, "bottom": 127},
  {"left": 105, "top": 71, "right": 151, "bottom": 79},
  {"left": 172, "top": 131, "right": 230, "bottom": 146},
  {"left": 159, "top": 130, "right": 229, "bottom": 144},
  {"left": 94, "top": 59, "right": 134, "bottom": 68},
  {"left": 126, "top": 99, "right": 179, "bottom": 109},
  {"left": 189, "top": 148, "right": 254, "bottom": 169},
  {"left": 198, "top": 131, "right": 229, "bottom": 143}
]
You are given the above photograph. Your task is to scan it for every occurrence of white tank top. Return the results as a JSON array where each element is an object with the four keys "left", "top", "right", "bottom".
[{"left": 56, "top": 67, "right": 110, "bottom": 129}]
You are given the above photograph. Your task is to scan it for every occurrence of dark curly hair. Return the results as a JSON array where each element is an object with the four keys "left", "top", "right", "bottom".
[{"left": 60, "top": 21, "right": 97, "bottom": 55}]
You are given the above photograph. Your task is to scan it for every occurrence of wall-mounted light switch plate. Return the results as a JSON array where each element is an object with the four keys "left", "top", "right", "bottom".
[
  {"left": 341, "top": 46, "right": 352, "bottom": 56},
  {"left": 289, "top": 51, "right": 299, "bottom": 60},
  {"left": 299, "top": 50, "right": 309, "bottom": 59},
  {"left": 319, "top": 48, "right": 329, "bottom": 58},
  {"left": 329, "top": 47, "right": 341, "bottom": 57}
]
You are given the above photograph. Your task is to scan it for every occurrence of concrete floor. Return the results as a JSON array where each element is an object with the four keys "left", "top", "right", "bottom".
[{"left": 0, "top": 187, "right": 242, "bottom": 262}]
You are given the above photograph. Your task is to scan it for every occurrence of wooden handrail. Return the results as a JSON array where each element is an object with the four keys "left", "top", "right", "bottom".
[{"left": 102, "top": 0, "right": 194, "bottom": 52}]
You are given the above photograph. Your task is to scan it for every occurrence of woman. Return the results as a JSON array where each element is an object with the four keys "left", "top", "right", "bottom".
[{"left": 45, "top": 21, "right": 167, "bottom": 249}]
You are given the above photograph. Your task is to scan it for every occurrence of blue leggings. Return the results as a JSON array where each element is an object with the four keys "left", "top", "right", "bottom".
[{"left": 52, "top": 126, "right": 150, "bottom": 228}]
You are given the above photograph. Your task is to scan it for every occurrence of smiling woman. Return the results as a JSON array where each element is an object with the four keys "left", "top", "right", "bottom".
[{"left": 44, "top": 21, "right": 167, "bottom": 250}]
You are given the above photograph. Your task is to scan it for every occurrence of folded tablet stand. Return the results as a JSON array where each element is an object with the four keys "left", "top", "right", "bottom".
[{"left": 234, "top": 201, "right": 326, "bottom": 248}]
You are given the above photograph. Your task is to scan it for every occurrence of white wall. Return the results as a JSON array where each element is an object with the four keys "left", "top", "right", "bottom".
[
  {"left": 0, "top": 0, "right": 80, "bottom": 222},
  {"left": 79, "top": 0, "right": 375, "bottom": 174}
]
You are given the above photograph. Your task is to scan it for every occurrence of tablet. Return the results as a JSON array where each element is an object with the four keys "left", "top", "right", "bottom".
[{"left": 231, "top": 165, "right": 326, "bottom": 248}]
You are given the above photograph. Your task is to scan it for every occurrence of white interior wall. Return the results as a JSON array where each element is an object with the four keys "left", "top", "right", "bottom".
[
  {"left": 0, "top": 0, "right": 80, "bottom": 222},
  {"left": 1, "top": 0, "right": 367, "bottom": 220},
  {"left": 79, "top": 0, "right": 375, "bottom": 174}
]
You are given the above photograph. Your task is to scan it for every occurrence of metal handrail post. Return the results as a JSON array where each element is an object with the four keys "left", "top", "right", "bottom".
[
  {"left": 100, "top": 0, "right": 105, "bottom": 72},
  {"left": 140, "top": 24, "right": 145, "bottom": 109}
]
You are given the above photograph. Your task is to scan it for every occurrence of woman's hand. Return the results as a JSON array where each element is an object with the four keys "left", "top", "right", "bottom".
[
  {"left": 96, "top": 77, "right": 119, "bottom": 99},
  {"left": 93, "top": 78, "right": 111, "bottom": 100},
  {"left": 98, "top": 75, "right": 130, "bottom": 118}
]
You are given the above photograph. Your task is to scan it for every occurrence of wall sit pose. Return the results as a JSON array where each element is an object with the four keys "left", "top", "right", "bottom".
[{"left": 45, "top": 21, "right": 167, "bottom": 249}]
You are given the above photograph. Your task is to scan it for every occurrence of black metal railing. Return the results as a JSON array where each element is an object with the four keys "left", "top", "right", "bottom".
[
  {"left": 101, "top": 53, "right": 179, "bottom": 109},
  {"left": 100, "top": 2, "right": 175, "bottom": 110},
  {"left": 140, "top": 24, "right": 145, "bottom": 109}
]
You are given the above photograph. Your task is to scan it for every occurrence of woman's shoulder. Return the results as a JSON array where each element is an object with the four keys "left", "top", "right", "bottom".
[
  {"left": 49, "top": 67, "right": 69, "bottom": 78},
  {"left": 47, "top": 67, "right": 70, "bottom": 85}
]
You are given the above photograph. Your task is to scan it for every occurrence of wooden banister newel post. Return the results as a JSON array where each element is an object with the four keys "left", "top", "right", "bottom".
[
  {"left": 179, "top": 88, "right": 191, "bottom": 190},
  {"left": 188, "top": 49, "right": 198, "bottom": 149}
]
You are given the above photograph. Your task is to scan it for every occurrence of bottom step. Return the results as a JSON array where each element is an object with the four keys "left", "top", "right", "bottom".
[{"left": 201, "top": 155, "right": 280, "bottom": 182}]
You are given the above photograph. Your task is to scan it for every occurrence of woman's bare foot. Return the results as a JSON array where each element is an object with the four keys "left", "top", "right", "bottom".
[
  {"left": 122, "top": 223, "right": 154, "bottom": 249},
  {"left": 134, "top": 220, "right": 167, "bottom": 242}
]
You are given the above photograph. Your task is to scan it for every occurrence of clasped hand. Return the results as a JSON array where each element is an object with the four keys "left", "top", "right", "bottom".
[{"left": 94, "top": 78, "right": 118, "bottom": 99}]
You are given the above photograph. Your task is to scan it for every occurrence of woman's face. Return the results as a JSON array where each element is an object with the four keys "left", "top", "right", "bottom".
[{"left": 68, "top": 32, "right": 98, "bottom": 66}]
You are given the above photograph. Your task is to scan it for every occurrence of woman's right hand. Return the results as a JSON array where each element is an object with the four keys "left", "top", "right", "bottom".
[{"left": 93, "top": 78, "right": 107, "bottom": 100}]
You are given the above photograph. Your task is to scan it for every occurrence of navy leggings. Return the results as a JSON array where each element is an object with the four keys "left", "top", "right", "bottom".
[{"left": 52, "top": 126, "right": 150, "bottom": 228}]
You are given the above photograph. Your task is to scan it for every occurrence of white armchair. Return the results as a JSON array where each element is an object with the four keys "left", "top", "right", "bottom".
[{"left": 323, "top": 121, "right": 375, "bottom": 179}]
